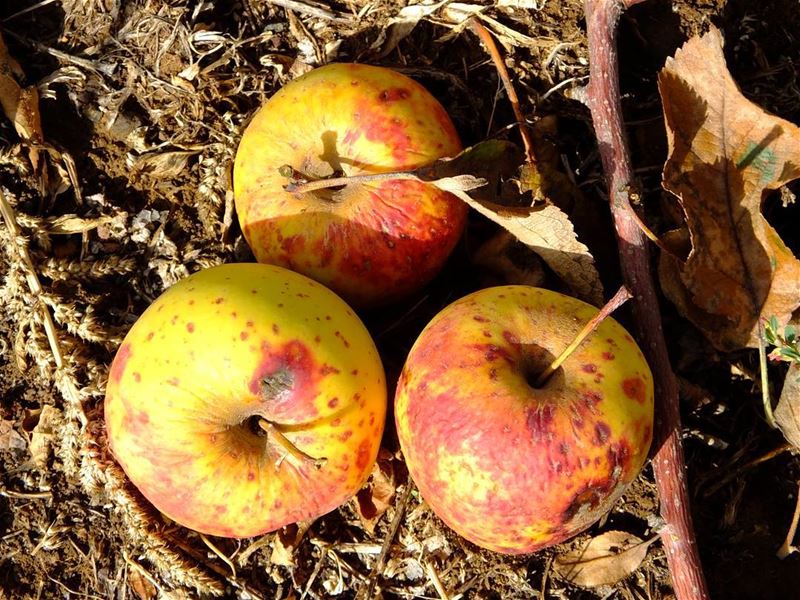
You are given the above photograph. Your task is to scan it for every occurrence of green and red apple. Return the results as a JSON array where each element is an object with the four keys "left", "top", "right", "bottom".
[
  {"left": 395, "top": 286, "right": 654, "bottom": 554},
  {"left": 233, "top": 63, "right": 467, "bottom": 307},
  {"left": 104, "top": 263, "right": 387, "bottom": 538}
]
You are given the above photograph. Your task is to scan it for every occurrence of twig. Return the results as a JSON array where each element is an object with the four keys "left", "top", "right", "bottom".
[
  {"left": 285, "top": 170, "right": 420, "bottom": 194},
  {"left": 200, "top": 533, "right": 237, "bottom": 579},
  {"left": 0, "top": 487, "right": 52, "bottom": 500},
  {"left": 705, "top": 442, "right": 793, "bottom": 497},
  {"left": 425, "top": 559, "right": 450, "bottom": 600},
  {"left": 361, "top": 483, "right": 414, "bottom": 599},
  {"left": 582, "top": 1, "right": 709, "bottom": 598},
  {"left": 777, "top": 481, "right": 800, "bottom": 559},
  {"left": 469, "top": 20, "right": 536, "bottom": 165},
  {"left": 266, "top": 0, "right": 352, "bottom": 23},
  {"left": 535, "top": 285, "right": 631, "bottom": 386}
]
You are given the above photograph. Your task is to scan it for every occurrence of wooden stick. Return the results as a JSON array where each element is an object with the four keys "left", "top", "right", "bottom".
[{"left": 582, "top": 1, "right": 710, "bottom": 598}]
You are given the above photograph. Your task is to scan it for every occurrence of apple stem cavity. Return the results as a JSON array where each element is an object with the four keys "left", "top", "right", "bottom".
[
  {"left": 583, "top": 1, "right": 710, "bottom": 598},
  {"left": 534, "top": 285, "right": 632, "bottom": 388},
  {"left": 258, "top": 418, "right": 327, "bottom": 470}
]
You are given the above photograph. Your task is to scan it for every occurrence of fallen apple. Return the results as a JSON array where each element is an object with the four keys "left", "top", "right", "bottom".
[
  {"left": 394, "top": 286, "right": 654, "bottom": 554},
  {"left": 104, "top": 263, "right": 387, "bottom": 538},
  {"left": 233, "top": 63, "right": 467, "bottom": 307}
]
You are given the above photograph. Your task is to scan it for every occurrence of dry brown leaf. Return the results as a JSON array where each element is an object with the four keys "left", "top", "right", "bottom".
[
  {"left": 127, "top": 568, "right": 157, "bottom": 600},
  {"left": 354, "top": 452, "right": 397, "bottom": 534},
  {"left": 29, "top": 405, "right": 62, "bottom": 470},
  {"left": 0, "top": 419, "right": 26, "bottom": 454},
  {"left": 449, "top": 190, "right": 604, "bottom": 306},
  {"left": 415, "top": 140, "right": 603, "bottom": 306},
  {"left": 658, "top": 27, "right": 800, "bottom": 351},
  {"left": 0, "top": 33, "right": 44, "bottom": 173},
  {"left": 554, "top": 531, "right": 655, "bottom": 588},
  {"left": 370, "top": 1, "right": 451, "bottom": 59},
  {"left": 270, "top": 519, "right": 314, "bottom": 566},
  {"left": 775, "top": 362, "right": 800, "bottom": 449}
]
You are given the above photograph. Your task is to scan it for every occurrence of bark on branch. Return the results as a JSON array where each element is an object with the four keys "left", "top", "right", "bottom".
[{"left": 582, "top": 1, "right": 710, "bottom": 598}]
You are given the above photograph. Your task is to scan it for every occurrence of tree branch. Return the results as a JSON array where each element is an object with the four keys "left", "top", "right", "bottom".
[{"left": 582, "top": 1, "right": 710, "bottom": 598}]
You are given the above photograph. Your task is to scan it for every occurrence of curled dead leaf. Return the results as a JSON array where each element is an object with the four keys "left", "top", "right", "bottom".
[
  {"left": 657, "top": 27, "right": 800, "bottom": 351},
  {"left": 29, "top": 405, "right": 62, "bottom": 470},
  {"left": 0, "top": 419, "right": 26, "bottom": 454},
  {"left": 0, "top": 32, "right": 45, "bottom": 187},
  {"left": 419, "top": 141, "right": 603, "bottom": 305},
  {"left": 354, "top": 451, "right": 397, "bottom": 534},
  {"left": 554, "top": 530, "right": 656, "bottom": 588}
]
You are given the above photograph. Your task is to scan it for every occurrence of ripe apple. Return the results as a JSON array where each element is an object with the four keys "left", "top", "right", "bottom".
[
  {"left": 104, "top": 263, "right": 387, "bottom": 538},
  {"left": 394, "top": 286, "right": 654, "bottom": 554},
  {"left": 233, "top": 63, "right": 467, "bottom": 307}
]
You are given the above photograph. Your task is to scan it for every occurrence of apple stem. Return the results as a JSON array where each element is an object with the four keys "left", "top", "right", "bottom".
[
  {"left": 583, "top": 1, "right": 710, "bottom": 598},
  {"left": 534, "top": 285, "right": 632, "bottom": 387},
  {"left": 257, "top": 418, "right": 326, "bottom": 470},
  {"left": 283, "top": 169, "right": 419, "bottom": 194}
]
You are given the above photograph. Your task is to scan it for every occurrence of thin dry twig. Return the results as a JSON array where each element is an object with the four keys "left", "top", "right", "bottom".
[
  {"left": 361, "top": 483, "right": 415, "bottom": 599},
  {"left": 266, "top": 0, "right": 352, "bottom": 23},
  {"left": 469, "top": 19, "right": 536, "bottom": 165},
  {"left": 777, "top": 481, "right": 800, "bottom": 559},
  {"left": 582, "top": 1, "right": 709, "bottom": 598}
]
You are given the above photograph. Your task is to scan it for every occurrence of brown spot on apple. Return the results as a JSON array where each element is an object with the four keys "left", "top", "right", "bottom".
[
  {"left": 186, "top": 322, "right": 195, "bottom": 333},
  {"left": 328, "top": 397, "right": 339, "bottom": 409},
  {"left": 602, "top": 351, "right": 615, "bottom": 360},
  {"left": 247, "top": 471, "right": 255, "bottom": 481},
  {"left": 355, "top": 438, "right": 371, "bottom": 470},
  {"left": 214, "top": 297, "right": 225, "bottom": 304},
  {"left": 320, "top": 365, "right": 340, "bottom": 376},
  {"left": 378, "top": 87, "right": 410, "bottom": 102},
  {"left": 240, "top": 331, "right": 249, "bottom": 340},
  {"left": 622, "top": 377, "right": 646, "bottom": 404},
  {"left": 146, "top": 332, "right": 154, "bottom": 341},
  {"left": 593, "top": 422, "right": 611, "bottom": 445},
  {"left": 581, "top": 363, "right": 598, "bottom": 373},
  {"left": 525, "top": 405, "right": 554, "bottom": 441},
  {"left": 133, "top": 372, "right": 141, "bottom": 382}
]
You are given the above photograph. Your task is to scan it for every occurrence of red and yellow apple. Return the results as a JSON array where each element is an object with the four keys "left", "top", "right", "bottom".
[
  {"left": 233, "top": 63, "right": 467, "bottom": 307},
  {"left": 104, "top": 263, "right": 387, "bottom": 538},
  {"left": 394, "top": 286, "right": 654, "bottom": 554}
]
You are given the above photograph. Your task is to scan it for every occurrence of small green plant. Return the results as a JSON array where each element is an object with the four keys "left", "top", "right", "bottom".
[{"left": 764, "top": 317, "right": 800, "bottom": 364}]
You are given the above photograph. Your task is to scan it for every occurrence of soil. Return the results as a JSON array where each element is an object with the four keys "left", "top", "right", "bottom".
[{"left": 1, "top": 1, "right": 799, "bottom": 599}]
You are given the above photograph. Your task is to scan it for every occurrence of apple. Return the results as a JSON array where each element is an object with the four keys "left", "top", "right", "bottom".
[
  {"left": 394, "top": 286, "right": 654, "bottom": 554},
  {"left": 233, "top": 63, "right": 468, "bottom": 307},
  {"left": 104, "top": 263, "right": 387, "bottom": 538}
]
